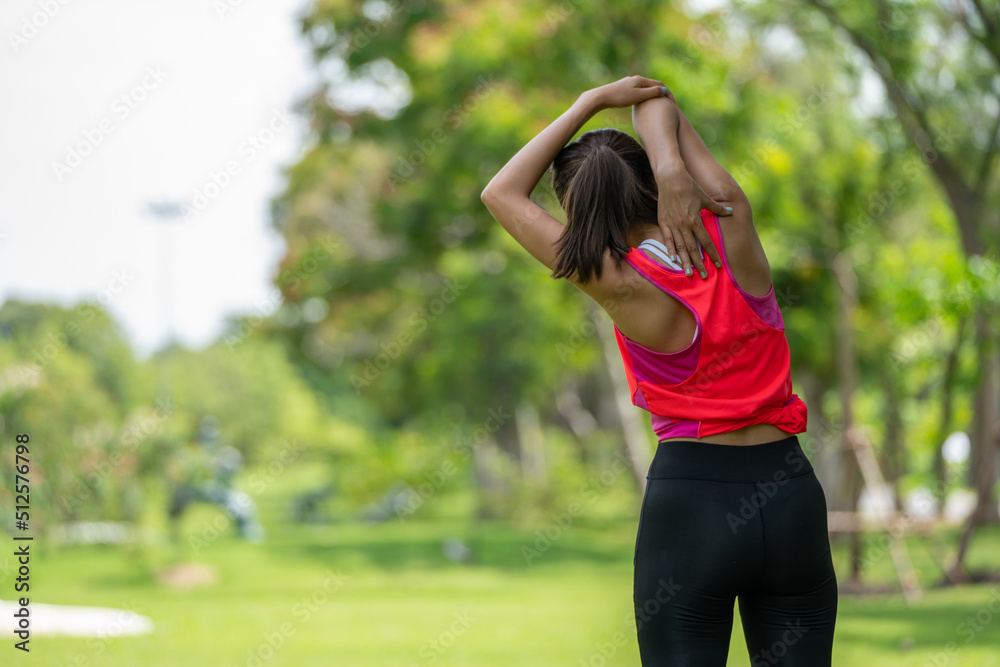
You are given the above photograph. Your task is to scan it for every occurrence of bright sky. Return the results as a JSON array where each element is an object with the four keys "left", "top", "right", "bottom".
[
  {"left": 0, "top": 0, "right": 879, "bottom": 362},
  {"left": 0, "top": 0, "right": 317, "bottom": 358}
]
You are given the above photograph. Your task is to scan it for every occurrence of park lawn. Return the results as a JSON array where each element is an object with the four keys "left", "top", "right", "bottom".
[{"left": 15, "top": 469, "right": 1000, "bottom": 667}]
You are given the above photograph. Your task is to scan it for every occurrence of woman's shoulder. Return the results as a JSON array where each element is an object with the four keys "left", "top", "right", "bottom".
[{"left": 707, "top": 203, "right": 773, "bottom": 299}]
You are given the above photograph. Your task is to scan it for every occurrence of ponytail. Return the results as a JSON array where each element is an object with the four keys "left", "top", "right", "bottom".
[{"left": 550, "top": 128, "right": 658, "bottom": 285}]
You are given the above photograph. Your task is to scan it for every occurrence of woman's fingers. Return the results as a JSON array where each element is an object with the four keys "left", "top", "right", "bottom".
[
  {"left": 601, "top": 76, "right": 669, "bottom": 108},
  {"left": 632, "top": 75, "right": 665, "bottom": 88},
  {"left": 680, "top": 229, "right": 707, "bottom": 278},
  {"left": 657, "top": 216, "right": 706, "bottom": 277},
  {"left": 646, "top": 85, "right": 668, "bottom": 102},
  {"left": 673, "top": 228, "right": 696, "bottom": 277},
  {"left": 696, "top": 197, "right": 726, "bottom": 269},
  {"left": 630, "top": 76, "right": 667, "bottom": 103},
  {"left": 675, "top": 241, "right": 692, "bottom": 276},
  {"left": 654, "top": 191, "right": 719, "bottom": 278},
  {"left": 633, "top": 77, "right": 668, "bottom": 104},
  {"left": 656, "top": 198, "right": 678, "bottom": 259},
  {"left": 701, "top": 194, "right": 733, "bottom": 218},
  {"left": 661, "top": 226, "right": 678, "bottom": 260},
  {"left": 692, "top": 224, "right": 721, "bottom": 270}
]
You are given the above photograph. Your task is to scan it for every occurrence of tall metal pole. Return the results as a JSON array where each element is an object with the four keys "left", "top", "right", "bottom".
[{"left": 143, "top": 200, "right": 184, "bottom": 404}]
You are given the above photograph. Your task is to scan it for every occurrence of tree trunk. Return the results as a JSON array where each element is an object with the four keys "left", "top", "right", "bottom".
[
  {"left": 590, "top": 302, "right": 651, "bottom": 495},
  {"left": 966, "top": 307, "right": 999, "bottom": 522},
  {"left": 933, "top": 314, "right": 966, "bottom": 517},
  {"left": 832, "top": 252, "right": 863, "bottom": 583},
  {"left": 555, "top": 381, "right": 599, "bottom": 465},
  {"left": 794, "top": 0, "right": 1000, "bottom": 587},
  {"left": 880, "top": 367, "right": 905, "bottom": 512},
  {"left": 515, "top": 400, "right": 547, "bottom": 487},
  {"left": 798, "top": 370, "right": 841, "bottom": 505},
  {"left": 471, "top": 436, "right": 508, "bottom": 520},
  {"left": 947, "top": 307, "right": 1000, "bottom": 583}
]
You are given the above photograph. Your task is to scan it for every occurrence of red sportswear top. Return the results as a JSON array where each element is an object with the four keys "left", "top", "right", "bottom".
[{"left": 613, "top": 209, "right": 808, "bottom": 440}]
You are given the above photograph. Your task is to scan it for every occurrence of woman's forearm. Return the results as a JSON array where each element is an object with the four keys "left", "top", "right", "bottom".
[
  {"left": 635, "top": 96, "right": 743, "bottom": 202},
  {"left": 479, "top": 76, "right": 670, "bottom": 279},
  {"left": 631, "top": 96, "right": 685, "bottom": 179},
  {"left": 631, "top": 94, "right": 738, "bottom": 276},
  {"left": 481, "top": 91, "right": 604, "bottom": 201}
]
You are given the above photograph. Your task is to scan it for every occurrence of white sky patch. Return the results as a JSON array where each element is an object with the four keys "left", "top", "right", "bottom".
[
  {"left": 0, "top": 0, "right": 318, "bottom": 358},
  {"left": 761, "top": 24, "right": 805, "bottom": 59},
  {"left": 684, "top": 0, "right": 731, "bottom": 16},
  {"left": 942, "top": 431, "right": 970, "bottom": 465},
  {"left": 850, "top": 61, "right": 889, "bottom": 119},
  {"left": 324, "top": 57, "right": 412, "bottom": 119}
]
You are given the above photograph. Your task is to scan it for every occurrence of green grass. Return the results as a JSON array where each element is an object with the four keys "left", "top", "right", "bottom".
[{"left": 11, "top": 471, "right": 1000, "bottom": 666}]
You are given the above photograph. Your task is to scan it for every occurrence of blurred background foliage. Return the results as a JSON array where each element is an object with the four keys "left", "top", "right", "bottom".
[{"left": 2, "top": 0, "right": 1000, "bottom": 603}]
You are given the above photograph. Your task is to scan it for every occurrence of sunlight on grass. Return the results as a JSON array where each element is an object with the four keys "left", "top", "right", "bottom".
[{"left": 19, "top": 475, "right": 1000, "bottom": 666}]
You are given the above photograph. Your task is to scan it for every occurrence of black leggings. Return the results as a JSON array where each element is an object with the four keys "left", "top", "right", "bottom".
[{"left": 633, "top": 435, "right": 838, "bottom": 666}]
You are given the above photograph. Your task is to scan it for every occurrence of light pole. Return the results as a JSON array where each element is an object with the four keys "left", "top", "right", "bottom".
[{"left": 143, "top": 200, "right": 184, "bottom": 404}]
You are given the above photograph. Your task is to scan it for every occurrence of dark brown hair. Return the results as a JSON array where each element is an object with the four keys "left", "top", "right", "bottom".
[{"left": 550, "top": 128, "right": 659, "bottom": 284}]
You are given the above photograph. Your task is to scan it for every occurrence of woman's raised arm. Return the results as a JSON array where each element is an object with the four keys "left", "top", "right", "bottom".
[
  {"left": 632, "top": 96, "right": 737, "bottom": 278},
  {"left": 634, "top": 95, "right": 770, "bottom": 294},
  {"left": 480, "top": 76, "right": 667, "bottom": 293}
]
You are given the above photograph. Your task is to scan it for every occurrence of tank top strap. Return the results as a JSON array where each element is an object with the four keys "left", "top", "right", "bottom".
[{"left": 698, "top": 209, "right": 724, "bottom": 252}]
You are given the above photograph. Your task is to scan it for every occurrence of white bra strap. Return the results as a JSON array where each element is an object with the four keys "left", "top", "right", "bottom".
[
  {"left": 639, "top": 239, "right": 684, "bottom": 270},
  {"left": 639, "top": 238, "right": 704, "bottom": 270},
  {"left": 639, "top": 239, "right": 672, "bottom": 262}
]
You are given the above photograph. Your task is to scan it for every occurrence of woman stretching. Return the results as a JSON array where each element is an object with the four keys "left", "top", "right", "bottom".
[{"left": 481, "top": 76, "right": 837, "bottom": 666}]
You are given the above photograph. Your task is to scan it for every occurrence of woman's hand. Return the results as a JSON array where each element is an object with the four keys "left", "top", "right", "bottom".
[
  {"left": 631, "top": 93, "right": 735, "bottom": 278},
  {"left": 656, "top": 165, "right": 730, "bottom": 278},
  {"left": 589, "top": 75, "right": 669, "bottom": 111},
  {"left": 592, "top": 76, "right": 730, "bottom": 278}
]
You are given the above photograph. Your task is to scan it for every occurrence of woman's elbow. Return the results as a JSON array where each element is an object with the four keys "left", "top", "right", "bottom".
[
  {"left": 481, "top": 189, "right": 503, "bottom": 223},
  {"left": 481, "top": 185, "right": 517, "bottom": 215},
  {"left": 709, "top": 178, "right": 749, "bottom": 208}
]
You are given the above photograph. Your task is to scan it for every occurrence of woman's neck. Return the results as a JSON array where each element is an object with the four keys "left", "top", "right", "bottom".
[{"left": 627, "top": 223, "right": 663, "bottom": 249}]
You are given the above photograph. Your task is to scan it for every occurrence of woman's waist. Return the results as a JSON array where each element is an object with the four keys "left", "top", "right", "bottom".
[
  {"left": 647, "top": 432, "right": 813, "bottom": 483},
  {"left": 657, "top": 421, "right": 789, "bottom": 447},
  {"left": 650, "top": 397, "right": 808, "bottom": 442}
]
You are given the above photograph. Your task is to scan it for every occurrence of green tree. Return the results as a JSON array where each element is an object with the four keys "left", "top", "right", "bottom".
[{"left": 740, "top": 0, "right": 1000, "bottom": 583}]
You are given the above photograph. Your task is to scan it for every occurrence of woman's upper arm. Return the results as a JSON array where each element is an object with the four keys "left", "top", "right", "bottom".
[
  {"left": 481, "top": 191, "right": 565, "bottom": 270},
  {"left": 670, "top": 110, "right": 773, "bottom": 292},
  {"left": 674, "top": 107, "right": 748, "bottom": 208},
  {"left": 480, "top": 191, "right": 628, "bottom": 299}
]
